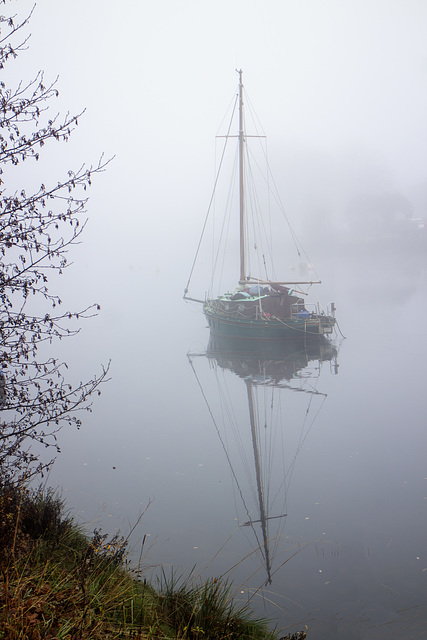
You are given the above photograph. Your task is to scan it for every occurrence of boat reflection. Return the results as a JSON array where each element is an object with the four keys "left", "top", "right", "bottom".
[
  {"left": 188, "top": 336, "right": 338, "bottom": 586},
  {"left": 206, "top": 335, "right": 338, "bottom": 384}
]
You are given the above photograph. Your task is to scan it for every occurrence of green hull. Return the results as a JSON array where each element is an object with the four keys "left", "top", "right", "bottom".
[{"left": 204, "top": 305, "right": 335, "bottom": 341}]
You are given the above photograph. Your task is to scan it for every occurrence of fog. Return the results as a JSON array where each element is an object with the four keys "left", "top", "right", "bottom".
[
  {"left": 13, "top": 0, "right": 424, "bottom": 316},
  {"left": 16, "top": 0, "right": 427, "bottom": 267},
  {"left": 5, "top": 1, "right": 427, "bottom": 636},
  {"left": 5, "top": 1, "right": 422, "bottom": 273}
]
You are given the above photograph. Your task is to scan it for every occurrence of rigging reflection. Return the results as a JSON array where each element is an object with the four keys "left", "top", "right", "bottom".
[{"left": 188, "top": 336, "right": 338, "bottom": 586}]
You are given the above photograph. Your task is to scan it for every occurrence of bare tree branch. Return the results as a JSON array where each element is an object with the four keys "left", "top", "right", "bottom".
[{"left": 0, "top": 3, "right": 111, "bottom": 481}]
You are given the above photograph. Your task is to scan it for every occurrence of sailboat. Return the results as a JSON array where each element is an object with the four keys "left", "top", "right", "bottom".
[{"left": 184, "top": 70, "right": 336, "bottom": 341}]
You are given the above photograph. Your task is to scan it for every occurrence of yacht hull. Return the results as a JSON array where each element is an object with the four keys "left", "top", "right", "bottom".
[{"left": 204, "top": 305, "right": 335, "bottom": 340}]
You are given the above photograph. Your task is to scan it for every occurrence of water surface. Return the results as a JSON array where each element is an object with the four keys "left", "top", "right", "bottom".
[{"left": 45, "top": 246, "right": 427, "bottom": 639}]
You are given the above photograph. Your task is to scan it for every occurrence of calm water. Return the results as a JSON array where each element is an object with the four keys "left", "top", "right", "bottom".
[{"left": 44, "top": 244, "right": 427, "bottom": 639}]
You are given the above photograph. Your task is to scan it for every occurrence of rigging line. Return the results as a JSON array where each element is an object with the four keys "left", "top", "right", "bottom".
[
  {"left": 184, "top": 93, "right": 239, "bottom": 298},
  {"left": 253, "top": 381, "right": 273, "bottom": 507},
  {"left": 220, "top": 374, "right": 263, "bottom": 501},
  {"left": 244, "top": 147, "right": 270, "bottom": 281},
  {"left": 216, "top": 366, "right": 251, "bottom": 480},
  {"left": 249, "top": 384, "right": 264, "bottom": 508},
  {"left": 264, "top": 155, "right": 304, "bottom": 261},
  {"left": 246, "top": 543, "right": 313, "bottom": 603},
  {"left": 215, "top": 88, "right": 241, "bottom": 138},
  {"left": 266, "top": 160, "right": 321, "bottom": 281},
  {"left": 221, "top": 371, "right": 269, "bottom": 544},
  {"left": 244, "top": 119, "right": 321, "bottom": 282},
  {"left": 199, "top": 525, "right": 243, "bottom": 578},
  {"left": 245, "top": 141, "right": 303, "bottom": 263},
  {"left": 214, "top": 368, "right": 266, "bottom": 557},
  {"left": 210, "top": 149, "right": 238, "bottom": 295},
  {"left": 269, "top": 369, "right": 324, "bottom": 504},
  {"left": 188, "top": 355, "right": 253, "bottom": 522},
  {"left": 242, "top": 88, "right": 267, "bottom": 140},
  {"left": 251, "top": 382, "right": 273, "bottom": 513},
  {"left": 283, "top": 392, "right": 327, "bottom": 497},
  {"left": 253, "top": 383, "right": 282, "bottom": 551},
  {"left": 268, "top": 393, "right": 289, "bottom": 557},
  {"left": 264, "top": 384, "right": 279, "bottom": 511},
  {"left": 267, "top": 397, "right": 287, "bottom": 538},
  {"left": 265, "top": 137, "right": 274, "bottom": 280},
  {"left": 241, "top": 112, "right": 309, "bottom": 260},
  {"left": 335, "top": 318, "right": 347, "bottom": 339},
  {"left": 245, "top": 143, "right": 276, "bottom": 276},
  {"left": 246, "top": 379, "right": 272, "bottom": 579},
  {"left": 242, "top": 88, "right": 276, "bottom": 280}
]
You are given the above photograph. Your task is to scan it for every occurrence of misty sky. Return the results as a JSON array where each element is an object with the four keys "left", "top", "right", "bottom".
[
  {"left": 19, "top": 0, "right": 427, "bottom": 220},
  {"left": 5, "top": 0, "right": 427, "bottom": 354}
]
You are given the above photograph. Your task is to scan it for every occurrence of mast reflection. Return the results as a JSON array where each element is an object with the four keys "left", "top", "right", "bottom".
[{"left": 189, "top": 336, "right": 338, "bottom": 585}]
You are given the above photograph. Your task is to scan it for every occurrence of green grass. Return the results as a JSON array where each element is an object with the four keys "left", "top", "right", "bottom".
[
  {"left": 0, "top": 483, "right": 306, "bottom": 639},
  {"left": 156, "top": 569, "right": 274, "bottom": 640}
]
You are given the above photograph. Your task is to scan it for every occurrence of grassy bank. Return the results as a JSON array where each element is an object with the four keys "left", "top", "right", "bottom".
[{"left": 0, "top": 484, "right": 306, "bottom": 639}]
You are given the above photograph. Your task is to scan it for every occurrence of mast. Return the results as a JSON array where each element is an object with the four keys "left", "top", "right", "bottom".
[{"left": 238, "top": 69, "right": 246, "bottom": 283}]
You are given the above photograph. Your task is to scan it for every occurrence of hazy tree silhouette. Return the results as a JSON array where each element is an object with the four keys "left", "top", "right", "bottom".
[{"left": 0, "top": 3, "right": 110, "bottom": 480}]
